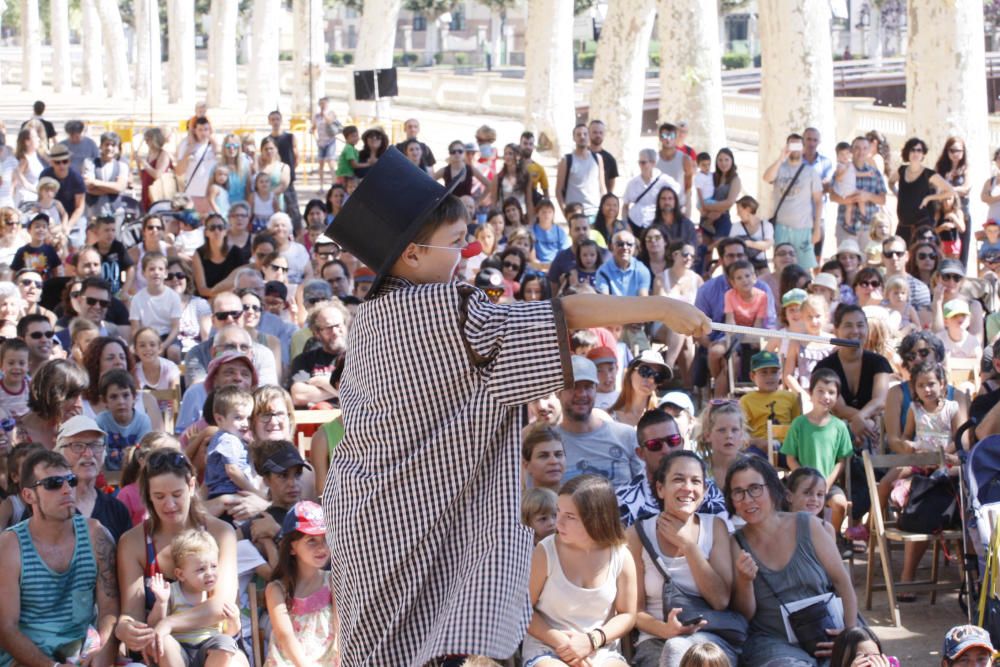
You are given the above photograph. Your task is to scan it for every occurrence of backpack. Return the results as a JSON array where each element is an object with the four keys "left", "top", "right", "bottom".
[{"left": 561, "top": 151, "right": 600, "bottom": 201}]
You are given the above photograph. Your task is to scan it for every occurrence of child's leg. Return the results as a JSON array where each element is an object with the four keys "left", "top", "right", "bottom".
[
  {"left": 877, "top": 466, "right": 903, "bottom": 516},
  {"left": 708, "top": 340, "right": 728, "bottom": 397},
  {"left": 844, "top": 201, "right": 855, "bottom": 228},
  {"left": 159, "top": 635, "right": 186, "bottom": 667},
  {"left": 204, "top": 649, "right": 238, "bottom": 667},
  {"left": 827, "top": 486, "right": 849, "bottom": 535}
]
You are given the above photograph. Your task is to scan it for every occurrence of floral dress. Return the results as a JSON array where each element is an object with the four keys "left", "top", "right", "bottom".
[{"left": 264, "top": 571, "right": 339, "bottom": 667}]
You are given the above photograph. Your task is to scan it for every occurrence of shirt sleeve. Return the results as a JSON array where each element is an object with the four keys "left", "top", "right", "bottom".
[
  {"left": 460, "top": 287, "right": 572, "bottom": 407},
  {"left": 723, "top": 289, "right": 735, "bottom": 315},
  {"left": 835, "top": 419, "right": 854, "bottom": 460},
  {"left": 782, "top": 418, "right": 802, "bottom": 458},
  {"left": 212, "top": 433, "right": 245, "bottom": 465},
  {"left": 754, "top": 291, "right": 769, "bottom": 320}
]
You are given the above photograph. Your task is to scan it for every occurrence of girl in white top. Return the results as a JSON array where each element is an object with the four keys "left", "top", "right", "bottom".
[
  {"left": 250, "top": 172, "right": 279, "bottom": 234},
  {"left": 132, "top": 326, "right": 181, "bottom": 395},
  {"left": 625, "top": 451, "right": 738, "bottom": 667},
  {"left": 12, "top": 127, "right": 45, "bottom": 205},
  {"left": 524, "top": 474, "right": 637, "bottom": 667}
]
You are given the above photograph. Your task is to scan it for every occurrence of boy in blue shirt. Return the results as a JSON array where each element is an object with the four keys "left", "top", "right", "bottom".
[
  {"left": 95, "top": 369, "right": 152, "bottom": 470},
  {"left": 531, "top": 198, "right": 569, "bottom": 266}
]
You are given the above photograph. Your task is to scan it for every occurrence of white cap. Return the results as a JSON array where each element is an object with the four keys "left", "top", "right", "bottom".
[
  {"left": 811, "top": 272, "right": 840, "bottom": 292},
  {"left": 658, "top": 391, "right": 695, "bottom": 414},
  {"left": 632, "top": 349, "right": 668, "bottom": 368},
  {"left": 57, "top": 415, "right": 106, "bottom": 441}
]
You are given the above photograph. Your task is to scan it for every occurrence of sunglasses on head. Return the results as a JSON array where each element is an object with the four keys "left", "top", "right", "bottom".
[
  {"left": 214, "top": 310, "right": 243, "bottom": 321},
  {"left": 28, "top": 330, "right": 55, "bottom": 339},
  {"left": 19, "top": 279, "right": 42, "bottom": 289},
  {"left": 166, "top": 272, "right": 186, "bottom": 281},
  {"left": 636, "top": 364, "right": 668, "bottom": 383},
  {"left": 643, "top": 434, "right": 684, "bottom": 452},
  {"left": 146, "top": 451, "right": 190, "bottom": 474},
  {"left": 85, "top": 296, "right": 110, "bottom": 308},
  {"left": 32, "top": 473, "right": 78, "bottom": 491}
]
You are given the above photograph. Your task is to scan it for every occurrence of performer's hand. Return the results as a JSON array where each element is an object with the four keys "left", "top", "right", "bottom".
[{"left": 661, "top": 299, "right": 712, "bottom": 338}]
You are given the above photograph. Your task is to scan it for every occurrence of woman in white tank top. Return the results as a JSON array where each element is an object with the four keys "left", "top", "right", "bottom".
[
  {"left": 625, "top": 451, "right": 739, "bottom": 667},
  {"left": 522, "top": 475, "right": 637, "bottom": 666}
]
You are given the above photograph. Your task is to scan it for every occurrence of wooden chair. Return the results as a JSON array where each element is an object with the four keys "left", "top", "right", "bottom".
[
  {"left": 292, "top": 409, "right": 342, "bottom": 458},
  {"left": 248, "top": 581, "right": 263, "bottom": 667},
  {"left": 861, "top": 450, "right": 964, "bottom": 626},
  {"left": 946, "top": 356, "right": 980, "bottom": 394},
  {"left": 150, "top": 387, "right": 182, "bottom": 435}
]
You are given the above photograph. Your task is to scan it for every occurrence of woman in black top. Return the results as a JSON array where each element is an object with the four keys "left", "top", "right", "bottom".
[
  {"left": 191, "top": 212, "right": 243, "bottom": 297},
  {"left": 935, "top": 137, "right": 972, "bottom": 265},
  {"left": 434, "top": 140, "right": 489, "bottom": 199},
  {"left": 891, "top": 137, "right": 955, "bottom": 245}
]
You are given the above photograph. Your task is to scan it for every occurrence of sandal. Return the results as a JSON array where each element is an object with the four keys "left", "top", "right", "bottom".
[{"left": 895, "top": 593, "right": 917, "bottom": 603}]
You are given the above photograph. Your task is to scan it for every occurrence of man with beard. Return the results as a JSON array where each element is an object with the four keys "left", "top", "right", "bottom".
[
  {"left": 0, "top": 449, "right": 119, "bottom": 666},
  {"left": 289, "top": 302, "right": 348, "bottom": 408}
]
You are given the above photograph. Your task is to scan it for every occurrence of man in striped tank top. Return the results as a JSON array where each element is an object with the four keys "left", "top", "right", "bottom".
[{"left": 0, "top": 448, "right": 120, "bottom": 667}]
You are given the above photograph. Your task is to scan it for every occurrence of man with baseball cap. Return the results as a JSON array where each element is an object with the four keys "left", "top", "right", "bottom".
[{"left": 941, "top": 625, "right": 994, "bottom": 666}]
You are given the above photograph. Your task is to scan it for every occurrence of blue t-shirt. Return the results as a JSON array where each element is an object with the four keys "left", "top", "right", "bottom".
[
  {"left": 594, "top": 257, "right": 652, "bottom": 297},
  {"left": 38, "top": 165, "right": 86, "bottom": 219},
  {"left": 96, "top": 408, "right": 152, "bottom": 470},
  {"left": 204, "top": 430, "right": 251, "bottom": 497},
  {"left": 532, "top": 222, "right": 570, "bottom": 263},
  {"left": 980, "top": 238, "right": 1000, "bottom": 260}
]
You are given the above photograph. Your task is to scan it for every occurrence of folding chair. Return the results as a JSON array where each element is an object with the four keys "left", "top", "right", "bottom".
[
  {"left": 248, "top": 581, "right": 263, "bottom": 667},
  {"left": 150, "top": 387, "right": 181, "bottom": 435},
  {"left": 946, "top": 356, "right": 980, "bottom": 395},
  {"left": 292, "top": 409, "right": 342, "bottom": 458},
  {"left": 861, "top": 450, "right": 965, "bottom": 626}
]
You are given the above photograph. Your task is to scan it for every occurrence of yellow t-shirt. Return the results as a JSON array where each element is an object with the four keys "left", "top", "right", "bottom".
[
  {"left": 740, "top": 390, "right": 802, "bottom": 440},
  {"left": 527, "top": 161, "right": 549, "bottom": 195}
]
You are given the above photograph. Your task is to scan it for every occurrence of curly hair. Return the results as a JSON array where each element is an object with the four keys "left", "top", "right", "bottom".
[{"left": 82, "top": 336, "right": 135, "bottom": 403}]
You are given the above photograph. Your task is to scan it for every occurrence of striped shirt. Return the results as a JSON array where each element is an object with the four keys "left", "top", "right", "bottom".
[
  {"left": 324, "top": 277, "right": 572, "bottom": 665},
  {"left": 0, "top": 514, "right": 96, "bottom": 666}
]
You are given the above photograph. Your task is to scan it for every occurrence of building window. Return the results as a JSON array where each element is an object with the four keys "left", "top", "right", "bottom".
[
  {"left": 726, "top": 14, "right": 748, "bottom": 43},
  {"left": 449, "top": 5, "right": 466, "bottom": 31},
  {"left": 413, "top": 15, "right": 427, "bottom": 31}
]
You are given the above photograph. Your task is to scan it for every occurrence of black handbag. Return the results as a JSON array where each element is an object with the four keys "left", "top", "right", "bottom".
[
  {"left": 897, "top": 473, "right": 960, "bottom": 534},
  {"left": 637, "top": 519, "right": 748, "bottom": 645}
]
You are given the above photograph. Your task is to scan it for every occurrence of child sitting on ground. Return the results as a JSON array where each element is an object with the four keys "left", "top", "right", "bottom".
[
  {"left": 739, "top": 350, "right": 802, "bottom": 461},
  {"left": 780, "top": 367, "right": 853, "bottom": 538},
  {"left": 0, "top": 338, "right": 30, "bottom": 418},
  {"left": 520, "top": 486, "right": 558, "bottom": 544},
  {"left": 204, "top": 385, "right": 265, "bottom": 508},
  {"left": 148, "top": 529, "right": 241, "bottom": 667},
  {"left": 264, "top": 501, "right": 339, "bottom": 666},
  {"left": 95, "top": 369, "right": 153, "bottom": 471}
]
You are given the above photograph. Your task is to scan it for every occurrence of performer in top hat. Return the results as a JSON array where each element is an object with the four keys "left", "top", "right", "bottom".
[{"left": 323, "top": 147, "right": 711, "bottom": 666}]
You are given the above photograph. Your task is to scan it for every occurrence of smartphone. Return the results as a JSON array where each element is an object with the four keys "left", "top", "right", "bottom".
[
  {"left": 679, "top": 613, "right": 705, "bottom": 626},
  {"left": 788, "top": 141, "right": 804, "bottom": 152}
]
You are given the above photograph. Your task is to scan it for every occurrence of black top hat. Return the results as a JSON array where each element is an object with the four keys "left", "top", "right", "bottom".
[{"left": 325, "top": 147, "right": 460, "bottom": 297}]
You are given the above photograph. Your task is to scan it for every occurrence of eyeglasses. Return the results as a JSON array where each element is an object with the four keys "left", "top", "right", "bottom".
[
  {"left": 941, "top": 273, "right": 963, "bottom": 282},
  {"left": 207, "top": 224, "right": 226, "bottom": 232},
  {"left": 917, "top": 252, "right": 937, "bottom": 261},
  {"left": 269, "top": 264, "right": 289, "bottom": 273},
  {"left": 730, "top": 483, "right": 766, "bottom": 503},
  {"left": 28, "top": 330, "right": 55, "bottom": 340},
  {"left": 145, "top": 225, "right": 164, "bottom": 232},
  {"left": 643, "top": 434, "right": 684, "bottom": 452},
  {"left": 660, "top": 132, "right": 676, "bottom": 140},
  {"left": 857, "top": 280, "right": 881, "bottom": 289},
  {"left": 218, "top": 342, "right": 251, "bottom": 353},
  {"left": 949, "top": 147, "right": 964, "bottom": 153},
  {"left": 635, "top": 364, "right": 668, "bottom": 382},
  {"left": 676, "top": 251, "right": 693, "bottom": 258},
  {"left": 214, "top": 310, "right": 243, "bottom": 321},
  {"left": 85, "top": 296, "right": 110, "bottom": 308},
  {"left": 883, "top": 250, "right": 905, "bottom": 259},
  {"left": 62, "top": 441, "right": 106, "bottom": 455},
  {"left": 166, "top": 272, "right": 186, "bottom": 281},
  {"left": 259, "top": 411, "right": 287, "bottom": 422},
  {"left": 615, "top": 241, "right": 635, "bottom": 248},
  {"left": 502, "top": 261, "right": 521, "bottom": 271},
  {"left": 242, "top": 303, "right": 261, "bottom": 313},
  {"left": 31, "top": 473, "right": 78, "bottom": 491},
  {"left": 902, "top": 348, "right": 933, "bottom": 363},
  {"left": 19, "top": 279, "right": 42, "bottom": 289}
]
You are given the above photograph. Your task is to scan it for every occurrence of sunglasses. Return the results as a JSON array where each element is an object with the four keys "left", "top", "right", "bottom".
[
  {"left": 3, "top": 221, "right": 18, "bottom": 226},
  {"left": 941, "top": 273, "right": 963, "bottom": 282},
  {"left": 166, "top": 272, "right": 186, "bottom": 281},
  {"left": 242, "top": 304, "right": 261, "bottom": 313},
  {"left": 207, "top": 224, "right": 226, "bottom": 232},
  {"left": 51, "top": 159, "right": 69, "bottom": 165},
  {"left": 502, "top": 261, "right": 521, "bottom": 271},
  {"left": 224, "top": 143, "right": 240, "bottom": 149},
  {"left": 916, "top": 252, "right": 937, "bottom": 261},
  {"left": 902, "top": 348, "right": 933, "bottom": 363},
  {"left": 883, "top": 250, "right": 905, "bottom": 259},
  {"left": 85, "top": 296, "right": 110, "bottom": 308},
  {"left": 146, "top": 451, "right": 190, "bottom": 473},
  {"left": 857, "top": 280, "right": 882, "bottom": 288},
  {"left": 145, "top": 225, "right": 164, "bottom": 232},
  {"left": 449, "top": 149, "right": 465, "bottom": 155},
  {"left": 643, "top": 434, "right": 684, "bottom": 452},
  {"left": 214, "top": 310, "right": 243, "bottom": 321},
  {"left": 269, "top": 264, "right": 289, "bottom": 273},
  {"left": 70, "top": 290, "right": 82, "bottom": 299},
  {"left": 636, "top": 364, "right": 668, "bottom": 383},
  {"left": 484, "top": 288, "right": 504, "bottom": 298},
  {"left": 32, "top": 473, "right": 78, "bottom": 491},
  {"left": 28, "top": 330, "right": 55, "bottom": 340},
  {"left": 19, "top": 279, "right": 42, "bottom": 289}
]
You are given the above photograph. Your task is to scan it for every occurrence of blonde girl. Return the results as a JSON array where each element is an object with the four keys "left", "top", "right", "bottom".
[
  {"left": 782, "top": 294, "right": 834, "bottom": 403},
  {"left": 250, "top": 172, "right": 279, "bottom": 234},
  {"left": 133, "top": 326, "right": 181, "bottom": 397},
  {"left": 700, "top": 401, "right": 749, "bottom": 492},
  {"left": 884, "top": 275, "right": 920, "bottom": 337},
  {"left": 208, "top": 165, "right": 231, "bottom": 216}
]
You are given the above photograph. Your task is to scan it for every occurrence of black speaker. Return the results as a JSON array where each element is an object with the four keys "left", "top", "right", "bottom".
[{"left": 353, "top": 67, "right": 398, "bottom": 100}]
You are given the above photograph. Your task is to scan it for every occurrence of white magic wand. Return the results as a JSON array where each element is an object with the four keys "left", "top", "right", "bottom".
[{"left": 710, "top": 322, "right": 861, "bottom": 349}]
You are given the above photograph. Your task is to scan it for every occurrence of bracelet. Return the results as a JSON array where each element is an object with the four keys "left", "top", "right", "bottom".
[
  {"left": 587, "top": 630, "right": 599, "bottom": 651},
  {"left": 596, "top": 627, "right": 608, "bottom": 648}
]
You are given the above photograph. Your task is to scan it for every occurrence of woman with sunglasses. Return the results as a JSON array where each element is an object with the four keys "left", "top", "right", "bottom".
[
  {"left": 727, "top": 456, "right": 857, "bottom": 666},
  {"left": 434, "top": 140, "right": 490, "bottom": 200},
  {"left": 905, "top": 240, "right": 940, "bottom": 290},
  {"left": 192, "top": 212, "right": 244, "bottom": 298},
  {"left": 657, "top": 241, "right": 702, "bottom": 387},
  {"left": 218, "top": 132, "right": 252, "bottom": 205},
  {"left": 167, "top": 257, "right": 211, "bottom": 354},
  {"left": 930, "top": 260, "right": 984, "bottom": 339},
  {"left": 626, "top": 451, "right": 739, "bottom": 667},
  {"left": 608, "top": 351, "right": 670, "bottom": 427},
  {"left": 890, "top": 137, "right": 956, "bottom": 246},
  {"left": 851, "top": 267, "right": 886, "bottom": 314},
  {"left": 13, "top": 359, "right": 88, "bottom": 448},
  {"left": 115, "top": 449, "right": 249, "bottom": 667},
  {"left": 126, "top": 215, "right": 171, "bottom": 294},
  {"left": 498, "top": 246, "right": 527, "bottom": 300},
  {"left": 15, "top": 268, "right": 55, "bottom": 324},
  {"left": 238, "top": 289, "right": 283, "bottom": 381}
]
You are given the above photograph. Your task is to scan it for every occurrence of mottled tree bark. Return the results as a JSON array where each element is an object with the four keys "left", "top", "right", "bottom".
[
  {"left": 80, "top": 0, "right": 104, "bottom": 96},
  {"left": 50, "top": 0, "right": 71, "bottom": 92},
  {"left": 20, "top": 0, "right": 40, "bottom": 91},
  {"left": 247, "top": 0, "right": 281, "bottom": 113},
  {"left": 207, "top": 0, "right": 238, "bottom": 107},
  {"left": 292, "top": 0, "right": 326, "bottom": 115},
  {"left": 134, "top": 0, "right": 164, "bottom": 101},
  {"left": 95, "top": 0, "right": 131, "bottom": 98},
  {"left": 523, "top": 0, "right": 575, "bottom": 155},
  {"left": 168, "top": 0, "right": 197, "bottom": 104}
]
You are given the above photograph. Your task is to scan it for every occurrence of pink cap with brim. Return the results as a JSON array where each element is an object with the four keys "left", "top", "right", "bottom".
[{"left": 205, "top": 351, "right": 258, "bottom": 392}]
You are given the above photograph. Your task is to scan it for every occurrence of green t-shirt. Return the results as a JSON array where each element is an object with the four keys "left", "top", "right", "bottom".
[
  {"left": 336, "top": 144, "right": 359, "bottom": 176},
  {"left": 781, "top": 413, "right": 853, "bottom": 478}
]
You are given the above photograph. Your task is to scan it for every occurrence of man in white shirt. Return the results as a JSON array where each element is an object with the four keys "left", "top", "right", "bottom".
[{"left": 622, "top": 148, "right": 681, "bottom": 232}]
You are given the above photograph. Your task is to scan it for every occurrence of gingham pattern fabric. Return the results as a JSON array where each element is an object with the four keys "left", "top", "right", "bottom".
[{"left": 324, "top": 277, "right": 572, "bottom": 665}]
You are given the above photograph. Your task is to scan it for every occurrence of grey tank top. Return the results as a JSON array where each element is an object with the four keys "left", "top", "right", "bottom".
[
  {"left": 656, "top": 151, "right": 686, "bottom": 191},
  {"left": 565, "top": 151, "right": 601, "bottom": 216},
  {"left": 735, "top": 511, "right": 832, "bottom": 638}
]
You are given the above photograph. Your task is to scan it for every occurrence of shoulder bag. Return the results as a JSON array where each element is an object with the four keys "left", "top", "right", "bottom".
[{"left": 769, "top": 162, "right": 807, "bottom": 225}]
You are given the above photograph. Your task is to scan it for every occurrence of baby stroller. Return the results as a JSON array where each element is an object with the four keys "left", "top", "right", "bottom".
[{"left": 965, "top": 434, "right": 1000, "bottom": 634}]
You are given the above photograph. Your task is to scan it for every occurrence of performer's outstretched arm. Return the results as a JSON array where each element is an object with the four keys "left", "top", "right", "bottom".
[{"left": 561, "top": 293, "right": 711, "bottom": 338}]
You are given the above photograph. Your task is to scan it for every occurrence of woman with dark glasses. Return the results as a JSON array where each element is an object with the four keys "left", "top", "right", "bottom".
[
  {"left": 904, "top": 240, "right": 940, "bottom": 290},
  {"left": 116, "top": 449, "right": 249, "bottom": 667},
  {"left": 167, "top": 257, "right": 211, "bottom": 356},
  {"left": 126, "top": 214, "right": 170, "bottom": 295},
  {"left": 931, "top": 259, "right": 984, "bottom": 339},
  {"left": 608, "top": 350, "right": 671, "bottom": 427}
]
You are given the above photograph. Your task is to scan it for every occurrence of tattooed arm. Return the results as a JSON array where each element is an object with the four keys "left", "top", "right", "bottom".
[{"left": 88, "top": 521, "right": 120, "bottom": 667}]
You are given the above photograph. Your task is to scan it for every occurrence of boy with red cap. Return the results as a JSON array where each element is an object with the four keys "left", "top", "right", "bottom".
[{"left": 323, "top": 148, "right": 710, "bottom": 666}]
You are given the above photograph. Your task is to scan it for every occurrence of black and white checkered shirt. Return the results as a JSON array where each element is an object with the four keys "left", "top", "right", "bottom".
[{"left": 323, "top": 277, "right": 572, "bottom": 665}]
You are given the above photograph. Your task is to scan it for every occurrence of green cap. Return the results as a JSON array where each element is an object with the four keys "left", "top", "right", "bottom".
[{"left": 750, "top": 350, "right": 781, "bottom": 372}]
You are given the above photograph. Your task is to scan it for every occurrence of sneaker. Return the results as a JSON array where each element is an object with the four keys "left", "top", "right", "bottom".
[{"left": 844, "top": 525, "right": 870, "bottom": 542}]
